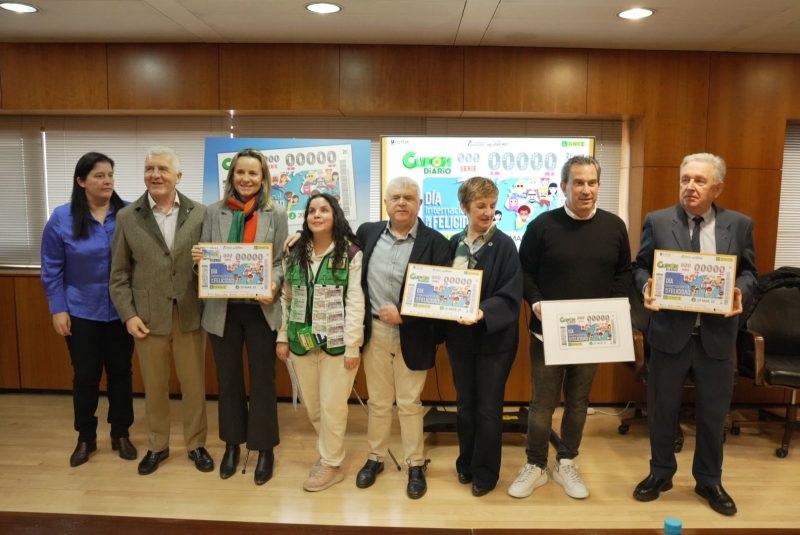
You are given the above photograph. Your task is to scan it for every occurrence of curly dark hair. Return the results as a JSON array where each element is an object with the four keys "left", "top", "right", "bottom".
[{"left": 287, "top": 192, "right": 360, "bottom": 280}]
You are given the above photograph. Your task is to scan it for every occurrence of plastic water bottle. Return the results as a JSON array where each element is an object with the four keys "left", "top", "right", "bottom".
[{"left": 664, "top": 517, "right": 682, "bottom": 535}]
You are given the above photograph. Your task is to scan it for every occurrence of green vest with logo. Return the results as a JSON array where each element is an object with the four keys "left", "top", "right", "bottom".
[{"left": 285, "top": 249, "right": 351, "bottom": 356}]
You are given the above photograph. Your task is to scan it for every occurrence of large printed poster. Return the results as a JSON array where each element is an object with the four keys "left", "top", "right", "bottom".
[
  {"left": 204, "top": 138, "right": 371, "bottom": 232},
  {"left": 381, "top": 136, "right": 594, "bottom": 247},
  {"left": 651, "top": 250, "right": 737, "bottom": 314}
]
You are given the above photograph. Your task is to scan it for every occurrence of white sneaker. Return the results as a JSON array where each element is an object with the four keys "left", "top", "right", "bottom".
[
  {"left": 507, "top": 463, "right": 548, "bottom": 498},
  {"left": 551, "top": 458, "right": 589, "bottom": 499}
]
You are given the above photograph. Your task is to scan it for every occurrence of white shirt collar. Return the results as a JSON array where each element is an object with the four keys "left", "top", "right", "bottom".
[
  {"left": 147, "top": 192, "right": 180, "bottom": 210},
  {"left": 563, "top": 203, "right": 597, "bottom": 221}
]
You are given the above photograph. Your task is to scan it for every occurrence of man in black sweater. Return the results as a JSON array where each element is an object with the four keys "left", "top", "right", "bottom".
[{"left": 509, "top": 156, "right": 632, "bottom": 501}]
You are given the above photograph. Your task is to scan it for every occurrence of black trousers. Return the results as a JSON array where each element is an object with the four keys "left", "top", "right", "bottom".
[
  {"left": 210, "top": 304, "right": 279, "bottom": 451},
  {"left": 65, "top": 316, "right": 134, "bottom": 441},
  {"left": 648, "top": 335, "right": 735, "bottom": 486},
  {"left": 448, "top": 346, "right": 516, "bottom": 489}
]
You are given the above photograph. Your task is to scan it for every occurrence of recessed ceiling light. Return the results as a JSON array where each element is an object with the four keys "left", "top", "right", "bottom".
[
  {"left": 618, "top": 8, "right": 654, "bottom": 20},
  {"left": 306, "top": 3, "right": 341, "bottom": 14},
  {"left": 0, "top": 2, "right": 38, "bottom": 13}
]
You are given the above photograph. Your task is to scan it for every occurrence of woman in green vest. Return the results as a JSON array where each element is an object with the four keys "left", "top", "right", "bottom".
[{"left": 276, "top": 192, "right": 365, "bottom": 492}]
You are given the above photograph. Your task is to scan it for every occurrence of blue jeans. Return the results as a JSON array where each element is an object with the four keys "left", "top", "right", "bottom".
[{"left": 526, "top": 336, "right": 597, "bottom": 468}]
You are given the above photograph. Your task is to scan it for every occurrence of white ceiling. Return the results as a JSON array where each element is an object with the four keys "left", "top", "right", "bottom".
[{"left": 1, "top": 0, "right": 799, "bottom": 53}]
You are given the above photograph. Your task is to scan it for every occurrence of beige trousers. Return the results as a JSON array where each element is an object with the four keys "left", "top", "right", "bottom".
[
  {"left": 290, "top": 348, "right": 358, "bottom": 467},
  {"left": 362, "top": 320, "right": 427, "bottom": 467},
  {"left": 135, "top": 304, "right": 207, "bottom": 452}
]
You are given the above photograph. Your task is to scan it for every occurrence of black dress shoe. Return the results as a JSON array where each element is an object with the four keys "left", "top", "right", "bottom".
[
  {"left": 633, "top": 474, "right": 673, "bottom": 502},
  {"left": 356, "top": 459, "right": 384, "bottom": 489},
  {"left": 695, "top": 484, "right": 737, "bottom": 516},
  {"left": 219, "top": 444, "right": 240, "bottom": 479},
  {"left": 457, "top": 471, "right": 473, "bottom": 484},
  {"left": 407, "top": 466, "right": 427, "bottom": 499},
  {"left": 69, "top": 440, "right": 97, "bottom": 467},
  {"left": 188, "top": 447, "right": 214, "bottom": 472},
  {"left": 111, "top": 437, "right": 138, "bottom": 461},
  {"left": 254, "top": 450, "right": 274, "bottom": 485},
  {"left": 138, "top": 448, "right": 169, "bottom": 475},
  {"left": 471, "top": 483, "right": 495, "bottom": 497}
]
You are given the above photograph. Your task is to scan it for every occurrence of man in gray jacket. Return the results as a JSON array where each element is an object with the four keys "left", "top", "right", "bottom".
[
  {"left": 110, "top": 146, "right": 212, "bottom": 475},
  {"left": 632, "top": 153, "right": 756, "bottom": 516}
]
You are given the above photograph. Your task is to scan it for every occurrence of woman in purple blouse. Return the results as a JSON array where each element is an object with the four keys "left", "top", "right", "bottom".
[{"left": 41, "top": 152, "right": 136, "bottom": 467}]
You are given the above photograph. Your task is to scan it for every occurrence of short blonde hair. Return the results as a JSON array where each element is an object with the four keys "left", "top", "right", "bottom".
[{"left": 458, "top": 176, "right": 498, "bottom": 207}]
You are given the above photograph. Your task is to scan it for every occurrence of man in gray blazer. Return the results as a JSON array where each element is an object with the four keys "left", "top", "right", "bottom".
[
  {"left": 110, "top": 147, "right": 212, "bottom": 475},
  {"left": 632, "top": 153, "right": 757, "bottom": 516}
]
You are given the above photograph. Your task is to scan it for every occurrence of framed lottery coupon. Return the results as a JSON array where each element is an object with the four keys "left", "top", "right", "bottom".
[
  {"left": 198, "top": 243, "right": 272, "bottom": 298},
  {"left": 400, "top": 263, "right": 482, "bottom": 322},
  {"left": 541, "top": 298, "right": 634, "bottom": 365},
  {"left": 650, "top": 250, "right": 737, "bottom": 314}
]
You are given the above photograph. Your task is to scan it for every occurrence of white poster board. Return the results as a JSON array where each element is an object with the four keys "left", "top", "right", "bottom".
[{"left": 541, "top": 297, "right": 634, "bottom": 365}]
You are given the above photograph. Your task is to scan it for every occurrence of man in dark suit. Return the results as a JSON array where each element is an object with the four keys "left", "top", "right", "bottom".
[
  {"left": 110, "top": 147, "right": 213, "bottom": 476},
  {"left": 632, "top": 153, "right": 757, "bottom": 516},
  {"left": 353, "top": 176, "right": 451, "bottom": 499}
]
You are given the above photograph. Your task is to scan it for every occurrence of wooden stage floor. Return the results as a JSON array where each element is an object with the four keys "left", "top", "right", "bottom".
[{"left": 0, "top": 393, "right": 797, "bottom": 533}]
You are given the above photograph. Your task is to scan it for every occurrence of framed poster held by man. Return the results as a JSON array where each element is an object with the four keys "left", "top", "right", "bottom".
[
  {"left": 400, "top": 263, "right": 482, "bottom": 322},
  {"left": 541, "top": 297, "right": 634, "bottom": 365},
  {"left": 650, "top": 250, "right": 737, "bottom": 314}
]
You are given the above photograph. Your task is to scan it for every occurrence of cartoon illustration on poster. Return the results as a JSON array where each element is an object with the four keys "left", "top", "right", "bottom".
[
  {"left": 217, "top": 144, "right": 356, "bottom": 231},
  {"left": 382, "top": 137, "right": 594, "bottom": 247},
  {"left": 558, "top": 312, "right": 619, "bottom": 349},
  {"left": 203, "top": 138, "right": 371, "bottom": 233},
  {"left": 199, "top": 243, "right": 272, "bottom": 298},
  {"left": 651, "top": 250, "right": 737, "bottom": 314},
  {"left": 400, "top": 264, "right": 482, "bottom": 322}
]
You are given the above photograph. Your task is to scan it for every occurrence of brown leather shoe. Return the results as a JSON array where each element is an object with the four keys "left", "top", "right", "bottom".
[
  {"left": 69, "top": 440, "right": 97, "bottom": 467},
  {"left": 111, "top": 437, "right": 138, "bottom": 461}
]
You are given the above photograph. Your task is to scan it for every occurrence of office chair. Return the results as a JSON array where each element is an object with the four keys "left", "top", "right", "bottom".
[
  {"left": 731, "top": 282, "right": 800, "bottom": 458},
  {"left": 617, "top": 286, "right": 650, "bottom": 436}
]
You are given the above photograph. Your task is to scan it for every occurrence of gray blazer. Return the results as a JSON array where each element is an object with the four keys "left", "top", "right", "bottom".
[
  {"left": 110, "top": 191, "right": 206, "bottom": 336},
  {"left": 199, "top": 199, "right": 288, "bottom": 337},
  {"left": 634, "top": 203, "right": 757, "bottom": 360}
]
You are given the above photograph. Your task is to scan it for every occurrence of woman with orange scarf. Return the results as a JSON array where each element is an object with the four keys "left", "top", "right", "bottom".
[{"left": 191, "top": 149, "right": 288, "bottom": 485}]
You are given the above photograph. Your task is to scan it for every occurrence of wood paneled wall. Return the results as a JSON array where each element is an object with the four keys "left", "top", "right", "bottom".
[
  {"left": 1, "top": 273, "right": 787, "bottom": 405},
  {"left": 0, "top": 277, "right": 20, "bottom": 388},
  {"left": 1, "top": 42, "right": 798, "bottom": 404}
]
